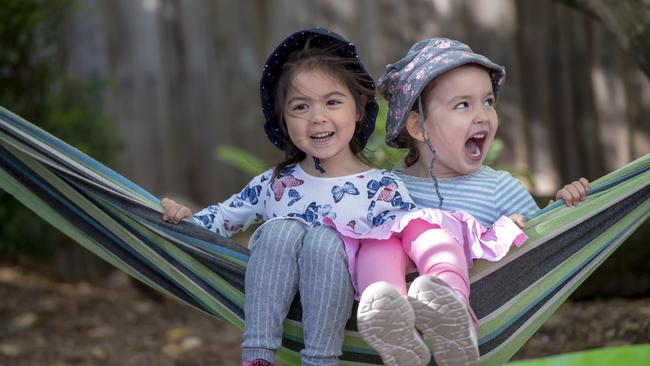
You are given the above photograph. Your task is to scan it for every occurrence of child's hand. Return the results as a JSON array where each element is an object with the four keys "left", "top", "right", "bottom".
[
  {"left": 549, "top": 178, "right": 590, "bottom": 207},
  {"left": 161, "top": 198, "right": 193, "bottom": 224},
  {"left": 509, "top": 213, "right": 526, "bottom": 228}
]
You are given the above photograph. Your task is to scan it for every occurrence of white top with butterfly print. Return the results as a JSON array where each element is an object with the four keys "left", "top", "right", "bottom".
[{"left": 192, "top": 163, "right": 416, "bottom": 238}]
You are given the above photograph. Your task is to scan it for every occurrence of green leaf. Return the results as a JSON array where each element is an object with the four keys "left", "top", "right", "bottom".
[
  {"left": 215, "top": 145, "right": 267, "bottom": 176},
  {"left": 505, "top": 344, "right": 650, "bottom": 366}
]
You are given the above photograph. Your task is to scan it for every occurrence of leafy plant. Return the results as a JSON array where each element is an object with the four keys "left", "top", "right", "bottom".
[
  {"left": 0, "top": 0, "right": 118, "bottom": 257},
  {"left": 505, "top": 344, "right": 650, "bottom": 366}
]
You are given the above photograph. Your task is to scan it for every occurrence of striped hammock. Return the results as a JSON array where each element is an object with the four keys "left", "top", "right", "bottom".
[{"left": 1, "top": 105, "right": 648, "bottom": 366}]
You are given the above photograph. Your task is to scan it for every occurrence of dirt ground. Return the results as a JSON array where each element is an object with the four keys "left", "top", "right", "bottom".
[{"left": 1, "top": 264, "right": 649, "bottom": 366}]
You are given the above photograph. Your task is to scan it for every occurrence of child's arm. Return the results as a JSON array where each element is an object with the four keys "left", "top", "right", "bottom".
[
  {"left": 160, "top": 169, "right": 273, "bottom": 237},
  {"left": 495, "top": 172, "right": 540, "bottom": 228},
  {"left": 548, "top": 178, "right": 589, "bottom": 207}
]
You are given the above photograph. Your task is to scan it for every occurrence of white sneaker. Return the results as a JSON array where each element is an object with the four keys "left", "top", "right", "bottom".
[
  {"left": 357, "top": 281, "right": 431, "bottom": 366},
  {"left": 407, "top": 276, "right": 479, "bottom": 366}
]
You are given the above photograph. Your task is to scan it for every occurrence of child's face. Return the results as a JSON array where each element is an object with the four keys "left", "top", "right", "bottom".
[
  {"left": 420, "top": 65, "right": 498, "bottom": 177},
  {"left": 283, "top": 69, "right": 359, "bottom": 163}
]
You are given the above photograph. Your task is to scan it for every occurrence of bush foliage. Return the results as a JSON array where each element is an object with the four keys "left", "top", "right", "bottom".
[{"left": 0, "top": 0, "right": 118, "bottom": 256}]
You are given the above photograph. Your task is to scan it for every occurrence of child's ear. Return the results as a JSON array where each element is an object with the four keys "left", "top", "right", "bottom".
[{"left": 405, "top": 110, "right": 427, "bottom": 142}]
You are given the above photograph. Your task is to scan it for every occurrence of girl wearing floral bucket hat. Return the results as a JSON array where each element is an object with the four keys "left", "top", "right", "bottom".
[{"left": 376, "top": 38, "right": 590, "bottom": 365}]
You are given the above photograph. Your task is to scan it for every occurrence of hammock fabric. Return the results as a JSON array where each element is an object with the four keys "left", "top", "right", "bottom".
[{"left": 0, "top": 105, "right": 648, "bottom": 366}]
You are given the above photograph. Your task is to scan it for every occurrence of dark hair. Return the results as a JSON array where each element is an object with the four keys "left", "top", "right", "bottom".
[{"left": 271, "top": 41, "right": 375, "bottom": 179}]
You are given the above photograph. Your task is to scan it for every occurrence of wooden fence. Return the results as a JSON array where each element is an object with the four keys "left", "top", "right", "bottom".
[{"left": 58, "top": 0, "right": 650, "bottom": 205}]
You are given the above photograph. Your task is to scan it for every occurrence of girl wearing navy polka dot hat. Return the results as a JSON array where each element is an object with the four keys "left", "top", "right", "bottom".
[{"left": 162, "top": 27, "right": 382, "bottom": 366}]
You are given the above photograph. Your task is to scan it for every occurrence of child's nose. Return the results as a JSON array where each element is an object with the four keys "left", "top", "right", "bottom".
[
  {"left": 311, "top": 105, "right": 328, "bottom": 124},
  {"left": 473, "top": 107, "right": 489, "bottom": 124}
]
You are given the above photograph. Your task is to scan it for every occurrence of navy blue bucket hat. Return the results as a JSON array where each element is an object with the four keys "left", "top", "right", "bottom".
[
  {"left": 260, "top": 27, "right": 379, "bottom": 151},
  {"left": 378, "top": 38, "right": 506, "bottom": 148}
]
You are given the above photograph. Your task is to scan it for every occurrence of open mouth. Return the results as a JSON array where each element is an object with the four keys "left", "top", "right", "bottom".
[
  {"left": 311, "top": 131, "right": 334, "bottom": 143},
  {"left": 464, "top": 132, "right": 486, "bottom": 160}
]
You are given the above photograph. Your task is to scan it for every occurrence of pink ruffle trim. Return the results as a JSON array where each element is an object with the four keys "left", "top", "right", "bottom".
[{"left": 323, "top": 208, "right": 527, "bottom": 297}]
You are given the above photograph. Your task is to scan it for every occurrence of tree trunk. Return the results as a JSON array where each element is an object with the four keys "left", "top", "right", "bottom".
[{"left": 557, "top": 0, "right": 650, "bottom": 78}]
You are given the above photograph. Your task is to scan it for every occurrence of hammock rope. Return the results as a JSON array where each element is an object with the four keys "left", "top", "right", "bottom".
[{"left": 1, "top": 105, "right": 648, "bottom": 366}]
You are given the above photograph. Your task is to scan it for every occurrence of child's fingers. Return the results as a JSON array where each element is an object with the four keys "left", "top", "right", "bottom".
[
  {"left": 167, "top": 204, "right": 184, "bottom": 223},
  {"left": 556, "top": 188, "right": 572, "bottom": 206},
  {"left": 161, "top": 198, "right": 173, "bottom": 220},
  {"left": 169, "top": 205, "right": 192, "bottom": 224},
  {"left": 174, "top": 207, "right": 192, "bottom": 223},
  {"left": 572, "top": 181, "right": 587, "bottom": 200},
  {"left": 509, "top": 214, "right": 526, "bottom": 228},
  {"left": 557, "top": 184, "right": 581, "bottom": 206},
  {"left": 579, "top": 177, "right": 590, "bottom": 192},
  {"left": 178, "top": 207, "right": 192, "bottom": 221}
]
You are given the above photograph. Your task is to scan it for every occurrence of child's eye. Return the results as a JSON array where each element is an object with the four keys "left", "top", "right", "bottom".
[
  {"left": 454, "top": 101, "right": 468, "bottom": 110},
  {"left": 327, "top": 99, "right": 342, "bottom": 106},
  {"left": 484, "top": 98, "right": 495, "bottom": 107},
  {"left": 292, "top": 103, "right": 308, "bottom": 112}
]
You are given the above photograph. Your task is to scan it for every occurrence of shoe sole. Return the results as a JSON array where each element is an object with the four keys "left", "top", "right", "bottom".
[
  {"left": 408, "top": 277, "right": 479, "bottom": 366},
  {"left": 357, "top": 282, "right": 431, "bottom": 366}
]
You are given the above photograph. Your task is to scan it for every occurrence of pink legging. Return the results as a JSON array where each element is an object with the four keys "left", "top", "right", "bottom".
[{"left": 356, "top": 219, "right": 472, "bottom": 319}]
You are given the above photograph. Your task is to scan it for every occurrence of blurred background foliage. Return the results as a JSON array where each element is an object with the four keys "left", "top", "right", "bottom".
[{"left": 0, "top": 0, "right": 118, "bottom": 278}]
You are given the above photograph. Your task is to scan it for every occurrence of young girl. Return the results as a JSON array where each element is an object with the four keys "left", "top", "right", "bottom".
[
  {"left": 162, "top": 28, "right": 377, "bottom": 366},
  {"left": 376, "top": 37, "right": 590, "bottom": 366}
]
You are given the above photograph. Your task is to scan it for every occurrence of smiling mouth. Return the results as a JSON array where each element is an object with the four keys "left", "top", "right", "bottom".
[
  {"left": 465, "top": 133, "right": 486, "bottom": 160},
  {"left": 311, "top": 132, "right": 334, "bottom": 142}
]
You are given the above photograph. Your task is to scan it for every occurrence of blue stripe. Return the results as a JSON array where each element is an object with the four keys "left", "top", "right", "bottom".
[
  {"left": 0, "top": 107, "right": 159, "bottom": 204},
  {"left": 0, "top": 148, "right": 222, "bottom": 317}
]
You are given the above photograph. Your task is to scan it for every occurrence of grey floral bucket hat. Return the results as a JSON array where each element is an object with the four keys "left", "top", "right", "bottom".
[{"left": 377, "top": 37, "right": 506, "bottom": 148}]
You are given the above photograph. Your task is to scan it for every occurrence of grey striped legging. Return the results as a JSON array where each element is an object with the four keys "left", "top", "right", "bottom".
[{"left": 242, "top": 219, "right": 354, "bottom": 366}]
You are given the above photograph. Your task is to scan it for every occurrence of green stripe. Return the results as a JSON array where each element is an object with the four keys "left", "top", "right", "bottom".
[
  {"left": 478, "top": 170, "right": 648, "bottom": 332},
  {"left": 102, "top": 202, "right": 246, "bottom": 329}
]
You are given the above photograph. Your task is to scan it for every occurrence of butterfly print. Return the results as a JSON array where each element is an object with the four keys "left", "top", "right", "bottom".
[
  {"left": 366, "top": 201, "right": 396, "bottom": 227},
  {"left": 223, "top": 219, "right": 243, "bottom": 233},
  {"left": 367, "top": 176, "right": 399, "bottom": 200},
  {"left": 230, "top": 184, "right": 262, "bottom": 207},
  {"left": 287, "top": 189, "right": 302, "bottom": 206},
  {"left": 194, "top": 213, "right": 216, "bottom": 230},
  {"left": 271, "top": 174, "right": 304, "bottom": 201},
  {"left": 331, "top": 182, "right": 360, "bottom": 203},
  {"left": 288, "top": 202, "right": 336, "bottom": 226},
  {"left": 390, "top": 191, "right": 416, "bottom": 210}
]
